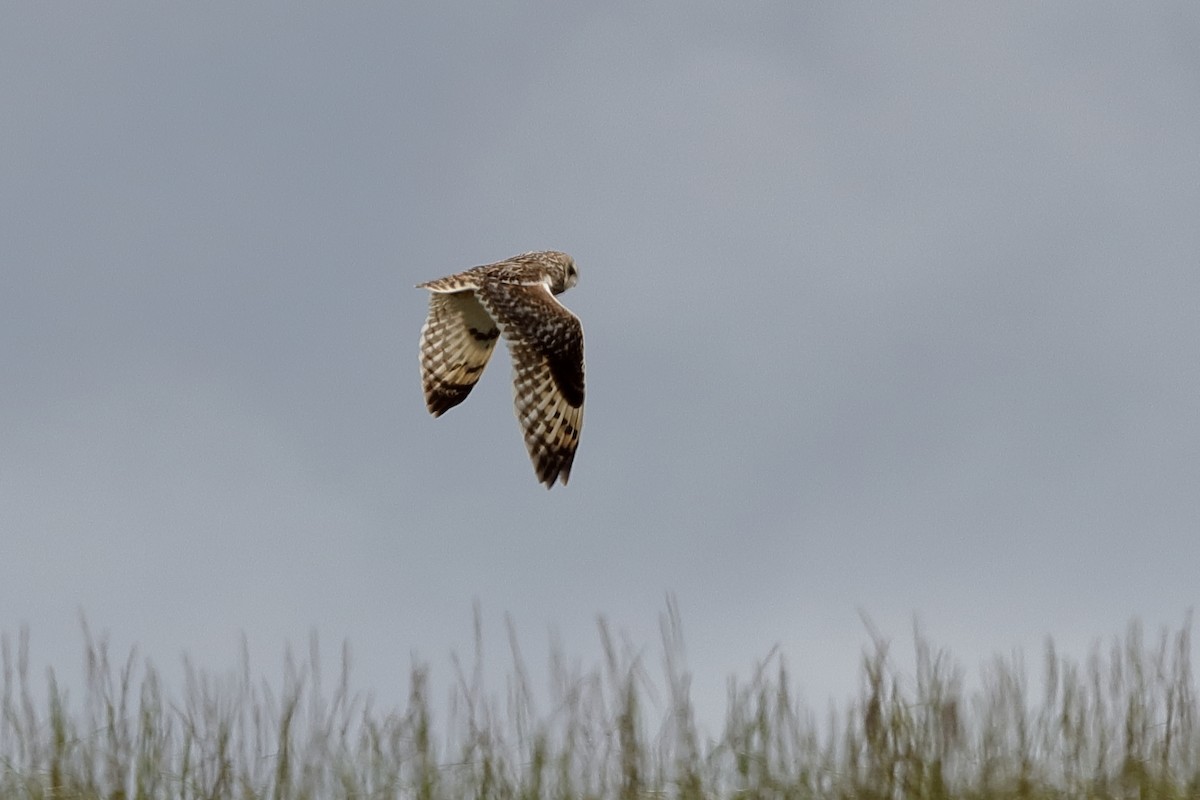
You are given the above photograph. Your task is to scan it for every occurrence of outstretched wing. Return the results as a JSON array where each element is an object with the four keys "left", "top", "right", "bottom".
[
  {"left": 475, "top": 282, "right": 584, "bottom": 488},
  {"left": 419, "top": 290, "right": 501, "bottom": 416}
]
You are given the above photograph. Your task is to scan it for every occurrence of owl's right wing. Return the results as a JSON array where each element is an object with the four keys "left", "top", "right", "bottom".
[{"left": 474, "top": 281, "right": 585, "bottom": 488}]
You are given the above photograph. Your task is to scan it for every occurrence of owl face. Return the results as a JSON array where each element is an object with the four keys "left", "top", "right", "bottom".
[{"left": 547, "top": 252, "right": 578, "bottom": 295}]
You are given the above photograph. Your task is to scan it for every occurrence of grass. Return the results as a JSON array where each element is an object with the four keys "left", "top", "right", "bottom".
[{"left": 1, "top": 605, "right": 1196, "bottom": 799}]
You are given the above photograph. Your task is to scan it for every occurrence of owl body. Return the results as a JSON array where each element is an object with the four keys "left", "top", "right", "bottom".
[{"left": 418, "top": 250, "right": 579, "bottom": 295}]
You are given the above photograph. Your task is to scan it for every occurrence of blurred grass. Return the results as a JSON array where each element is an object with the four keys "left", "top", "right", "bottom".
[{"left": 2, "top": 605, "right": 1196, "bottom": 799}]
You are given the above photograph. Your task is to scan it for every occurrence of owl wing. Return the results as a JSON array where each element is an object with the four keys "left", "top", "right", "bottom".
[
  {"left": 474, "top": 281, "right": 585, "bottom": 488},
  {"left": 418, "top": 289, "right": 501, "bottom": 416}
]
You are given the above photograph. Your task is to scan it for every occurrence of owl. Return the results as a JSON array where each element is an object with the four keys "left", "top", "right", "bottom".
[{"left": 418, "top": 251, "right": 584, "bottom": 488}]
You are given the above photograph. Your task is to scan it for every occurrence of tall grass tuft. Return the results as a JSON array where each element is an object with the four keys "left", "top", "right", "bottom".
[{"left": 2, "top": 610, "right": 1196, "bottom": 799}]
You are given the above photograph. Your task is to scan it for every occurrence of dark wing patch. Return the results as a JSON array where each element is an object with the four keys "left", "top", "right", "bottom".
[{"left": 475, "top": 282, "right": 585, "bottom": 407}]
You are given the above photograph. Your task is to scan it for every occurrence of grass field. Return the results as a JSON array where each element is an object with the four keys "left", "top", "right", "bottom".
[{"left": 2, "top": 606, "right": 1196, "bottom": 799}]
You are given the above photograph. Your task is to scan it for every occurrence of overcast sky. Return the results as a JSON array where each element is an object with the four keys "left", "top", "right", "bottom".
[{"left": 3, "top": 2, "right": 1199, "bottom": 726}]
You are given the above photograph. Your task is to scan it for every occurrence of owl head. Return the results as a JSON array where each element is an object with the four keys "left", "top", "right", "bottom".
[{"left": 541, "top": 251, "right": 578, "bottom": 295}]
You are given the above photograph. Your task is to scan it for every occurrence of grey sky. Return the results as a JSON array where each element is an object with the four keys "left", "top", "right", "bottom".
[{"left": 3, "top": 2, "right": 1199, "bottom": 723}]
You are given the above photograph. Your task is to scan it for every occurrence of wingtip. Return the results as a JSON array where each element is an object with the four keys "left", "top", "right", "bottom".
[
  {"left": 424, "top": 393, "right": 453, "bottom": 417},
  {"left": 426, "top": 399, "right": 454, "bottom": 418},
  {"left": 538, "top": 465, "right": 571, "bottom": 489}
]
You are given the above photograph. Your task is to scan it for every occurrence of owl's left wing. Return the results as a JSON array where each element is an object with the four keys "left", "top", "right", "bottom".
[{"left": 418, "top": 290, "right": 501, "bottom": 416}]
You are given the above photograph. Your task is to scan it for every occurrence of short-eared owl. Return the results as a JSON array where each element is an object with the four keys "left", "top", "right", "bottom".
[{"left": 418, "top": 251, "right": 584, "bottom": 488}]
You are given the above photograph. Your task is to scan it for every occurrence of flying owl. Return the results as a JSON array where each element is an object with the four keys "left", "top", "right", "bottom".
[{"left": 417, "top": 251, "right": 584, "bottom": 488}]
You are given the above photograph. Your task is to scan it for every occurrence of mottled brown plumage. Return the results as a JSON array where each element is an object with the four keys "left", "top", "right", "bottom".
[{"left": 417, "top": 251, "right": 584, "bottom": 488}]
